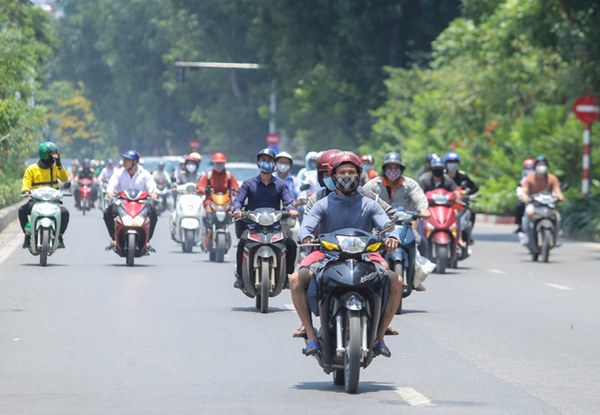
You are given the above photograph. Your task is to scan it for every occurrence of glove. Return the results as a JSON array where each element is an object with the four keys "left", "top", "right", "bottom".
[{"left": 54, "top": 152, "right": 62, "bottom": 167}]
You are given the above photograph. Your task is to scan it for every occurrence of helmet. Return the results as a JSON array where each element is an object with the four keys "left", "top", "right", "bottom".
[
  {"left": 316, "top": 149, "right": 341, "bottom": 186},
  {"left": 444, "top": 151, "right": 460, "bottom": 163},
  {"left": 382, "top": 151, "right": 405, "bottom": 169},
  {"left": 184, "top": 154, "right": 200, "bottom": 163},
  {"left": 523, "top": 158, "right": 535, "bottom": 169},
  {"left": 158, "top": 161, "right": 166, "bottom": 168},
  {"left": 276, "top": 151, "right": 293, "bottom": 163},
  {"left": 305, "top": 151, "right": 319, "bottom": 166},
  {"left": 188, "top": 152, "right": 202, "bottom": 162},
  {"left": 38, "top": 142, "right": 59, "bottom": 160},
  {"left": 360, "top": 154, "right": 374, "bottom": 165},
  {"left": 534, "top": 155, "right": 548, "bottom": 166},
  {"left": 256, "top": 147, "right": 276, "bottom": 161},
  {"left": 82, "top": 158, "right": 91, "bottom": 168},
  {"left": 328, "top": 151, "right": 363, "bottom": 177},
  {"left": 106, "top": 159, "right": 114, "bottom": 167},
  {"left": 430, "top": 155, "right": 445, "bottom": 169},
  {"left": 121, "top": 150, "right": 140, "bottom": 161},
  {"left": 212, "top": 152, "right": 227, "bottom": 163}
]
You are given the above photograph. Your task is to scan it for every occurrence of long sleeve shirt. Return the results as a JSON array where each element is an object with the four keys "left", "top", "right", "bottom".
[
  {"left": 232, "top": 175, "right": 294, "bottom": 212},
  {"left": 107, "top": 166, "right": 157, "bottom": 195},
  {"left": 363, "top": 176, "right": 428, "bottom": 213},
  {"left": 21, "top": 161, "right": 69, "bottom": 192}
]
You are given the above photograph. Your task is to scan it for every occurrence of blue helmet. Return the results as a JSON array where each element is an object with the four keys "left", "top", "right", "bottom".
[
  {"left": 121, "top": 150, "right": 140, "bottom": 161},
  {"left": 430, "top": 155, "right": 445, "bottom": 169},
  {"left": 444, "top": 151, "right": 460, "bottom": 163}
]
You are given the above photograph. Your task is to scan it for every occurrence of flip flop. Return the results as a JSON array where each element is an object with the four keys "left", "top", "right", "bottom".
[
  {"left": 292, "top": 325, "right": 307, "bottom": 338},
  {"left": 302, "top": 340, "right": 321, "bottom": 356},
  {"left": 385, "top": 327, "right": 399, "bottom": 336},
  {"left": 373, "top": 341, "right": 391, "bottom": 358}
]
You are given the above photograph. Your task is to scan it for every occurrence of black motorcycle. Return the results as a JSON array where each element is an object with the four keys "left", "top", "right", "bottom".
[
  {"left": 526, "top": 192, "right": 559, "bottom": 262},
  {"left": 385, "top": 209, "right": 419, "bottom": 314},
  {"left": 306, "top": 228, "right": 389, "bottom": 394},
  {"left": 239, "top": 208, "right": 292, "bottom": 313}
]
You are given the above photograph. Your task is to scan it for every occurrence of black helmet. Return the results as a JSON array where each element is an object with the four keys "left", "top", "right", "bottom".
[
  {"left": 534, "top": 155, "right": 548, "bottom": 166},
  {"left": 382, "top": 151, "right": 405, "bottom": 170},
  {"left": 256, "top": 147, "right": 276, "bottom": 162}
]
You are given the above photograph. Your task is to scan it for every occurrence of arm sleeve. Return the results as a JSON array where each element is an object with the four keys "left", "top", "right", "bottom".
[
  {"left": 463, "top": 173, "right": 479, "bottom": 194},
  {"left": 57, "top": 166, "right": 69, "bottom": 182},
  {"left": 280, "top": 182, "right": 294, "bottom": 209},
  {"left": 298, "top": 201, "right": 324, "bottom": 241},
  {"left": 230, "top": 174, "right": 240, "bottom": 192},
  {"left": 145, "top": 172, "right": 158, "bottom": 194},
  {"left": 21, "top": 168, "right": 33, "bottom": 192},
  {"left": 406, "top": 179, "right": 429, "bottom": 212},
  {"left": 195, "top": 175, "right": 208, "bottom": 194},
  {"left": 232, "top": 181, "right": 248, "bottom": 211},
  {"left": 371, "top": 201, "right": 394, "bottom": 234},
  {"left": 106, "top": 171, "right": 119, "bottom": 194},
  {"left": 304, "top": 192, "right": 318, "bottom": 216},
  {"left": 361, "top": 186, "right": 396, "bottom": 221}
]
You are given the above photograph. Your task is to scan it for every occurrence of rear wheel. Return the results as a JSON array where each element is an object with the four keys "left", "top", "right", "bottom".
[
  {"left": 183, "top": 229, "right": 194, "bottom": 253},
  {"left": 126, "top": 232, "right": 136, "bottom": 266},
  {"left": 259, "top": 258, "right": 270, "bottom": 313},
  {"left": 215, "top": 233, "right": 226, "bottom": 263},
  {"left": 435, "top": 244, "right": 448, "bottom": 274},
  {"left": 393, "top": 262, "right": 404, "bottom": 315},
  {"left": 40, "top": 228, "right": 49, "bottom": 267},
  {"left": 344, "top": 310, "right": 361, "bottom": 394},
  {"left": 541, "top": 229, "right": 551, "bottom": 263}
]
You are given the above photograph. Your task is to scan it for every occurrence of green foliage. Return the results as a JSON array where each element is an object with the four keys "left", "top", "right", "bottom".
[
  {"left": 561, "top": 195, "right": 600, "bottom": 242},
  {"left": 0, "top": 171, "right": 20, "bottom": 209}
]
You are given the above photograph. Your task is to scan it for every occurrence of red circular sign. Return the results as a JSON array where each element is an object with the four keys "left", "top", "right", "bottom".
[
  {"left": 573, "top": 95, "right": 600, "bottom": 126},
  {"left": 266, "top": 132, "right": 280, "bottom": 145},
  {"left": 189, "top": 138, "right": 200, "bottom": 151}
]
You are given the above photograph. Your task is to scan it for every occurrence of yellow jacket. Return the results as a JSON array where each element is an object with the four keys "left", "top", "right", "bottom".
[{"left": 21, "top": 162, "right": 69, "bottom": 193}]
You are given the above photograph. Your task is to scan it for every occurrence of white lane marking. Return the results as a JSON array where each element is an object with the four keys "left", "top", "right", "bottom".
[
  {"left": 488, "top": 268, "right": 506, "bottom": 274},
  {"left": 284, "top": 304, "right": 295, "bottom": 311},
  {"left": 395, "top": 387, "right": 435, "bottom": 407},
  {"left": 546, "top": 283, "right": 573, "bottom": 291}
]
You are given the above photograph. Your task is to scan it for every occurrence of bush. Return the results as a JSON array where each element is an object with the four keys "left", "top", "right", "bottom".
[
  {"left": 0, "top": 172, "right": 21, "bottom": 209},
  {"left": 560, "top": 195, "right": 600, "bottom": 242}
]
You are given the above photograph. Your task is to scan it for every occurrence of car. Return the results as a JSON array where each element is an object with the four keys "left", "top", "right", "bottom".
[{"left": 225, "top": 162, "right": 259, "bottom": 184}]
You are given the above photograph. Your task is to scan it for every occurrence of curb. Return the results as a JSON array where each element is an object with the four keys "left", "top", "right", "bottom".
[{"left": 0, "top": 201, "right": 25, "bottom": 233}]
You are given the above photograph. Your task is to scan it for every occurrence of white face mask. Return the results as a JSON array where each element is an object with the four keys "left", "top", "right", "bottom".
[
  {"left": 446, "top": 162, "right": 459, "bottom": 172},
  {"left": 276, "top": 163, "right": 291, "bottom": 173},
  {"left": 535, "top": 165, "right": 548, "bottom": 175},
  {"left": 185, "top": 163, "right": 197, "bottom": 173}
]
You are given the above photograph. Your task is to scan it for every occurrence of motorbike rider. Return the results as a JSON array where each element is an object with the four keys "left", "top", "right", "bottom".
[
  {"left": 514, "top": 158, "right": 535, "bottom": 233},
  {"left": 359, "top": 154, "right": 378, "bottom": 185},
  {"left": 19, "top": 142, "right": 70, "bottom": 249},
  {"left": 231, "top": 148, "right": 299, "bottom": 289},
  {"left": 274, "top": 151, "right": 302, "bottom": 205},
  {"left": 444, "top": 151, "right": 479, "bottom": 243},
  {"left": 152, "top": 161, "right": 172, "bottom": 187},
  {"left": 196, "top": 152, "right": 240, "bottom": 249},
  {"left": 103, "top": 150, "right": 158, "bottom": 250},
  {"left": 97, "top": 159, "right": 116, "bottom": 183},
  {"left": 518, "top": 156, "right": 564, "bottom": 244},
  {"left": 290, "top": 151, "right": 402, "bottom": 358},
  {"left": 73, "top": 158, "right": 98, "bottom": 208},
  {"left": 416, "top": 153, "right": 435, "bottom": 181},
  {"left": 418, "top": 155, "right": 459, "bottom": 196},
  {"left": 176, "top": 152, "right": 203, "bottom": 184}
]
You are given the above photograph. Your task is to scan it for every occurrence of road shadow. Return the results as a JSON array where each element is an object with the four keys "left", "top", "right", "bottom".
[
  {"left": 472, "top": 233, "right": 519, "bottom": 243},
  {"left": 105, "top": 263, "right": 155, "bottom": 268},
  {"left": 400, "top": 309, "right": 428, "bottom": 315},
  {"left": 292, "top": 380, "right": 397, "bottom": 394},
  {"left": 21, "top": 263, "right": 67, "bottom": 267},
  {"left": 230, "top": 306, "right": 290, "bottom": 314}
]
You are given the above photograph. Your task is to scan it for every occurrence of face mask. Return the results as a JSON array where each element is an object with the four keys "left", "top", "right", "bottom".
[
  {"left": 536, "top": 165, "right": 548, "bottom": 175},
  {"left": 432, "top": 169, "right": 444, "bottom": 178},
  {"left": 324, "top": 176, "right": 336, "bottom": 191},
  {"left": 334, "top": 174, "right": 360, "bottom": 194},
  {"left": 276, "top": 163, "right": 291, "bottom": 173},
  {"left": 446, "top": 162, "right": 459, "bottom": 172},
  {"left": 384, "top": 167, "right": 402, "bottom": 181},
  {"left": 258, "top": 160, "right": 275, "bottom": 174},
  {"left": 214, "top": 163, "right": 225, "bottom": 172},
  {"left": 185, "top": 163, "right": 197, "bottom": 173},
  {"left": 363, "top": 165, "right": 372, "bottom": 172}
]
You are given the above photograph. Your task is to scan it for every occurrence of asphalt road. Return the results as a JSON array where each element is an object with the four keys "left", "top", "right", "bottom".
[{"left": 1, "top": 199, "right": 599, "bottom": 415}]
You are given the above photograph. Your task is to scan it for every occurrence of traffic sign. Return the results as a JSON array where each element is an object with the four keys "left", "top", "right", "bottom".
[
  {"left": 573, "top": 95, "right": 600, "bottom": 126},
  {"left": 189, "top": 138, "right": 200, "bottom": 151},
  {"left": 266, "top": 132, "right": 280, "bottom": 146}
]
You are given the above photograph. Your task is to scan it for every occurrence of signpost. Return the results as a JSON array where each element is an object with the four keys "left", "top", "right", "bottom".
[{"left": 573, "top": 95, "right": 600, "bottom": 196}]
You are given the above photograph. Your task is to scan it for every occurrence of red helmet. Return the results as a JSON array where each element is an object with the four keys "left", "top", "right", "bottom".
[
  {"left": 328, "top": 151, "right": 363, "bottom": 177},
  {"left": 360, "top": 154, "right": 374, "bottom": 165},
  {"left": 212, "top": 152, "right": 227, "bottom": 163},
  {"left": 523, "top": 158, "right": 535, "bottom": 169},
  {"left": 317, "top": 149, "right": 341, "bottom": 173}
]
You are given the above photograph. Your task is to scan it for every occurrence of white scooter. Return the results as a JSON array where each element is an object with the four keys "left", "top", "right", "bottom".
[
  {"left": 170, "top": 182, "right": 204, "bottom": 253},
  {"left": 25, "top": 186, "right": 66, "bottom": 266}
]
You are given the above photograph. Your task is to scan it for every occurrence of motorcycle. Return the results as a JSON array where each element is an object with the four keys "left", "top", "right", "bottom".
[
  {"left": 385, "top": 209, "right": 420, "bottom": 314},
  {"left": 109, "top": 189, "right": 153, "bottom": 266},
  {"left": 203, "top": 192, "right": 233, "bottom": 262},
  {"left": 525, "top": 192, "right": 559, "bottom": 262},
  {"left": 455, "top": 192, "right": 479, "bottom": 261},
  {"left": 170, "top": 182, "right": 204, "bottom": 253},
  {"left": 304, "top": 228, "right": 389, "bottom": 394},
  {"left": 76, "top": 177, "right": 94, "bottom": 215},
  {"left": 25, "top": 187, "right": 66, "bottom": 266},
  {"left": 424, "top": 189, "right": 459, "bottom": 274},
  {"left": 154, "top": 178, "right": 171, "bottom": 216},
  {"left": 238, "top": 208, "right": 292, "bottom": 313},
  {"left": 99, "top": 179, "right": 111, "bottom": 211}
]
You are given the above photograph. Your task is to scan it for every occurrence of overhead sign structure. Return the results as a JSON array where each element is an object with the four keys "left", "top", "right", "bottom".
[{"left": 573, "top": 95, "right": 599, "bottom": 196}]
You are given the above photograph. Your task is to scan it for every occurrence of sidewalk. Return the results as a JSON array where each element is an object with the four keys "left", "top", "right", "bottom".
[{"left": 0, "top": 201, "right": 25, "bottom": 234}]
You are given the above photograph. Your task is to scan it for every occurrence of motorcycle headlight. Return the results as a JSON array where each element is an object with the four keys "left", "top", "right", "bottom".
[
  {"left": 337, "top": 236, "right": 366, "bottom": 254},
  {"left": 320, "top": 240, "right": 339, "bottom": 251},
  {"left": 257, "top": 213, "right": 275, "bottom": 226},
  {"left": 216, "top": 211, "right": 227, "bottom": 222}
]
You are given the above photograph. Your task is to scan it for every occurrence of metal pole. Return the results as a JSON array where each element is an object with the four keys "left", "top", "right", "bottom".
[
  {"left": 583, "top": 125, "right": 591, "bottom": 196},
  {"left": 269, "top": 80, "right": 277, "bottom": 134}
]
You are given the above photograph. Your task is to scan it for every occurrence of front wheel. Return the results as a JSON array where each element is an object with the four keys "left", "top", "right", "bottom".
[
  {"left": 215, "top": 232, "right": 226, "bottom": 263},
  {"left": 541, "top": 229, "right": 552, "bottom": 263},
  {"left": 435, "top": 244, "right": 448, "bottom": 274},
  {"left": 259, "top": 258, "right": 270, "bottom": 313},
  {"left": 393, "top": 262, "right": 404, "bottom": 315},
  {"left": 182, "top": 229, "right": 194, "bottom": 253},
  {"left": 40, "top": 228, "right": 50, "bottom": 267},
  {"left": 126, "top": 232, "right": 136, "bottom": 266},
  {"left": 344, "top": 310, "right": 361, "bottom": 394}
]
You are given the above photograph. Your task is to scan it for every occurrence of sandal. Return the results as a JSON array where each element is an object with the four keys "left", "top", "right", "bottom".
[
  {"left": 373, "top": 341, "right": 391, "bottom": 358},
  {"left": 292, "top": 325, "right": 307, "bottom": 338},
  {"left": 302, "top": 340, "right": 321, "bottom": 356},
  {"left": 384, "top": 327, "right": 399, "bottom": 336}
]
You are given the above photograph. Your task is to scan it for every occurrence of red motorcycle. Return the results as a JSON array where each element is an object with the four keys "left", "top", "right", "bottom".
[
  {"left": 77, "top": 178, "right": 94, "bottom": 215},
  {"left": 111, "top": 189, "right": 153, "bottom": 266},
  {"left": 423, "top": 189, "right": 459, "bottom": 274}
]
